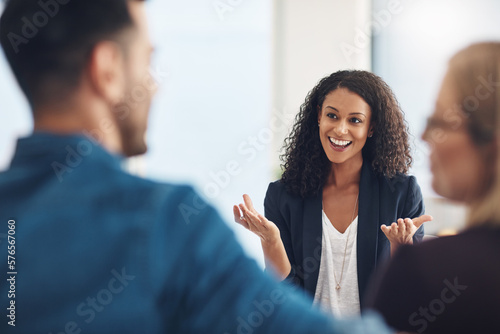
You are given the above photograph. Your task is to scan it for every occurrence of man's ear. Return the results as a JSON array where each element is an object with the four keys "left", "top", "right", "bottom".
[{"left": 88, "top": 41, "right": 126, "bottom": 105}]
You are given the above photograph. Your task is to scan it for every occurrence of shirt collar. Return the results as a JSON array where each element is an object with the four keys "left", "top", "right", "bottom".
[{"left": 10, "top": 131, "right": 125, "bottom": 170}]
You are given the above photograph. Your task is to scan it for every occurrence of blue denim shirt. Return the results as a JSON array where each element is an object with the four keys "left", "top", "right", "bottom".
[{"left": 0, "top": 133, "right": 392, "bottom": 334}]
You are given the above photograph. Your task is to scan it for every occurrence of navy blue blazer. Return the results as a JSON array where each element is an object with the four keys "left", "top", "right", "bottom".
[{"left": 264, "top": 161, "right": 425, "bottom": 306}]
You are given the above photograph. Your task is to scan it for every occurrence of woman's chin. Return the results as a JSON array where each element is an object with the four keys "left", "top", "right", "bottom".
[
  {"left": 431, "top": 178, "right": 447, "bottom": 198},
  {"left": 432, "top": 178, "right": 466, "bottom": 203}
]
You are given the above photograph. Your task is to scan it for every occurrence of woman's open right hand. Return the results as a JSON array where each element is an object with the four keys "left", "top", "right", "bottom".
[
  {"left": 233, "top": 194, "right": 291, "bottom": 280},
  {"left": 233, "top": 194, "right": 281, "bottom": 245}
]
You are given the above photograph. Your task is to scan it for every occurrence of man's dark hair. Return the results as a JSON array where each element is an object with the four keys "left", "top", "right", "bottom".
[{"left": 0, "top": 0, "right": 143, "bottom": 107}]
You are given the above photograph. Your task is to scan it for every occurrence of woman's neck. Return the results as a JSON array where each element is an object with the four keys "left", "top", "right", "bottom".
[{"left": 327, "top": 154, "right": 363, "bottom": 189}]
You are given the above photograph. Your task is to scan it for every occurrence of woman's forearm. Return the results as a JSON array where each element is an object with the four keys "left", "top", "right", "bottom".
[{"left": 261, "top": 238, "right": 292, "bottom": 280}]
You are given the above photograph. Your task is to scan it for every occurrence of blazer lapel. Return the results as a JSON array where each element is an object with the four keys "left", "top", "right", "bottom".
[
  {"left": 357, "top": 162, "right": 380, "bottom": 303},
  {"left": 302, "top": 191, "right": 323, "bottom": 297}
]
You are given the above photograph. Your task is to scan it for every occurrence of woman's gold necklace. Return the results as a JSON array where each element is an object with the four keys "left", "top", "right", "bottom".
[{"left": 331, "top": 194, "right": 358, "bottom": 290}]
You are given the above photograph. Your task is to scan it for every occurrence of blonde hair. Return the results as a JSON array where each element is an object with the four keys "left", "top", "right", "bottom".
[{"left": 447, "top": 42, "right": 500, "bottom": 227}]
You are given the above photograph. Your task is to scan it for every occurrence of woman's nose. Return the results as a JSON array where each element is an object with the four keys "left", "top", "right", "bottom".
[
  {"left": 334, "top": 122, "right": 348, "bottom": 135},
  {"left": 421, "top": 126, "right": 429, "bottom": 142}
]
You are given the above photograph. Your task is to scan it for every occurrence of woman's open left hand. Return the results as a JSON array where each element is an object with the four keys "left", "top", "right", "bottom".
[{"left": 381, "top": 214, "right": 433, "bottom": 246}]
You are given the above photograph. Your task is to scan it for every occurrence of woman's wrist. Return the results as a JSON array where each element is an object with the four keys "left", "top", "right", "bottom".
[
  {"left": 390, "top": 238, "right": 413, "bottom": 247},
  {"left": 261, "top": 235, "right": 282, "bottom": 250},
  {"left": 390, "top": 239, "right": 413, "bottom": 256}
]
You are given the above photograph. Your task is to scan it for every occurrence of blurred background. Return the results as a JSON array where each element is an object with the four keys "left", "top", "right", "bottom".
[{"left": 1, "top": 0, "right": 499, "bottom": 266}]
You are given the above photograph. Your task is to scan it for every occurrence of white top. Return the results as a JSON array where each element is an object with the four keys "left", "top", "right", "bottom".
[{"left": 313, "top": 210, "right": 360, "bottom": 318}]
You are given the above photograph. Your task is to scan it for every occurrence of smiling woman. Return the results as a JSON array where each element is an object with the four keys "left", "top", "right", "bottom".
[{"left": 234, "top": 70, "right": 432, "bottom": 318}]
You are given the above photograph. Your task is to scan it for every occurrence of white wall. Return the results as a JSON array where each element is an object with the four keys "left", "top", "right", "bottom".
[{"left": 0, "top": 41, "right": 32, "bottom": 170}]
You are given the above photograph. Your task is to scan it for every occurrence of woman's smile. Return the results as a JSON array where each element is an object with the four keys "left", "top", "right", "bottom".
[{"left": 329, "top": 137, "right": 353, "bottom": 152}]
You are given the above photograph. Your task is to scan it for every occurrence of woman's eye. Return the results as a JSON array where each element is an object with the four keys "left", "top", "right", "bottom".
[
  {"left": 351, "top": 118, "right": 361, "bottom": 123},
  {"left": 326, "top": 113, "right": 337, "bottom": 119}
]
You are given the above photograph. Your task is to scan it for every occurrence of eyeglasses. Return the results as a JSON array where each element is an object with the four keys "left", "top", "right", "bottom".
[{"left": 425, "top": 106, "right": 469, "bottom": 132}]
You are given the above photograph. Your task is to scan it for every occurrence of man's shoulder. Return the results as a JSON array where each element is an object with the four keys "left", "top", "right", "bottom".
[
  {"left": 111, "top": 172, "right": 202, "bottom": 212},
  {"left": 120, "top": 173, "right": 195, "bottom": 199}
]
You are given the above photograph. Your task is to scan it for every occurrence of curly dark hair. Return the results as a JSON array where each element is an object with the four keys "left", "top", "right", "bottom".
[{"left": 280, "top": 70, "right": 412, "bottom": 198}]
